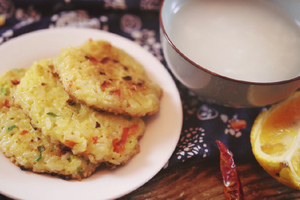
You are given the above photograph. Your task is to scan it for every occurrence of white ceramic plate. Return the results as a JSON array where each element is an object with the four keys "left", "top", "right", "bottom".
[{"left": 0, "top": 28, "right": 182, "bottom": 200}]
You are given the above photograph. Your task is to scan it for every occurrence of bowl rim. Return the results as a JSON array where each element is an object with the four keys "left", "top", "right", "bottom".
[{"left": 159, "top": 0, "right": 300, "bottom": 86}]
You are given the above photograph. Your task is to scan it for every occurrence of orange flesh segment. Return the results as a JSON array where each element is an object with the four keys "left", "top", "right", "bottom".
[
  {"left": 291, "top": 148, "right": 300, "bottom": 177},
  {"left": 260, "top": 95, "right": 300, "bottom": 156}
]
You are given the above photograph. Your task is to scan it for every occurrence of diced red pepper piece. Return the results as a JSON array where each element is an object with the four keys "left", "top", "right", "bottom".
[
  {"left": 68, "top": 81, "right": 73, "bottom": 88},
  {"left": 216, "top": 140, "right": 244, "bottom": 200},
  {"left": 114, "top": 89, "right": 121, "bottom": 97},
  {"left": 101, "top": 81, "right": 110, "bottom": 88},
  {"left": 81, "top": 150, "right": 89, "bottom": 156},
  {"left": 92, "top": 136, "right": 98, "bottom": 144},
  {"left": 112, "top": 139, "right": 122, "bottom": 153},
  {"left": 3, "top": 99, "right": 10, "bottom": 108},
  {"left": 64, "top": 140, "right": 78, "bottom": 148},
  {"left": 113, "top": 127, "right": 129, "bottom": 153},
  {"left": 121, "top": 127, "right": 129, "bottom": 142},
  {"left": 101, "top": 57, "right": 110, "bottom": 64},
  {"left": 89, "top": 56, "right": 99, "bottom": 62},
  {"left": 129, "top": 124, "right": 139, "bottom": 135},
  {"left": 85, "top": 55, "right": 100, "bottom": 63},
  {"left": 20, "top": 130, "right": 29, "bottom": 135},
  {"left": 11, "top": 79, "right": 20, "bottom": 85}
]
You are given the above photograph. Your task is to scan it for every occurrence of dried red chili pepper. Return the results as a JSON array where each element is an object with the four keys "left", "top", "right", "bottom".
[{"left": 216, "top": 140, "right": 244, "bottom": 200}]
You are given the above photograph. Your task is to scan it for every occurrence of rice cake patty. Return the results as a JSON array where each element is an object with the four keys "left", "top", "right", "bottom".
[
  {"left": 14, "top": 59, "right": 145, "bottom": 165},
  {"left": 0, "top": 69, "right": 99, "bottom": 180},
  {"left": 52, "top": 40, "right": 163, "bottom": 117}
]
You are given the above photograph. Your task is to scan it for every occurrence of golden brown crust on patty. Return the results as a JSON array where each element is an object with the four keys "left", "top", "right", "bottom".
[{"left": 52, "top": 40, "right": 162, "bottom": 117}]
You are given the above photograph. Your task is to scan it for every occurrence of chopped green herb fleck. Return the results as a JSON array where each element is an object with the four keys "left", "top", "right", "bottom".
[
  {"left": 51, "top": 146, "right": 56, "bottom": 152},
  {"left": 1, "top": 88, "right": 7, "bottom": 96},
  {"left": 70, "top": 155, "right": 74, "bottom": 162},
  {"left": 8, "top": 125, "right": 16, "bottom": 131},
  {"left": 36, "top": 146, "right": 45, "bottom": 161},
  {"left": 73, "top": 106, "right": 80, "bottom": 114},
  {"left": 13, "top": 68, "right": 21, "bottom": 72},
  {"left": 77, "top": 170, "right": 83, "bottom": 174},
  {"left": 47, "top": 112, "right": 59, "bottom": 117}
]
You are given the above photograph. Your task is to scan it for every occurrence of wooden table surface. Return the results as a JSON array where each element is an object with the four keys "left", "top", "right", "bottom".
[
  {"left": 118, "top": 159, "right": 300, "bottom": 200},
  {"left": 1, "top": 158, "right": 300, "bottom": 199}
]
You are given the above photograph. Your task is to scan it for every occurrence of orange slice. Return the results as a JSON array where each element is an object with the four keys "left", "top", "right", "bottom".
[{"left": 251, "top": 91, "right": 300, "bottom": 189}]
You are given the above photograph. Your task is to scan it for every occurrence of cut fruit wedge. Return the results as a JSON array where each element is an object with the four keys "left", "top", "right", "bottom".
[{"left": 251, "top": 91, "right": 300, "bottom": 190}]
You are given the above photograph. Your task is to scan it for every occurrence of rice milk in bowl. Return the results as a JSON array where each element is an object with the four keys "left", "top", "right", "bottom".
[{"left": 160, "top": 0, "right": 300, "bottom": 107}]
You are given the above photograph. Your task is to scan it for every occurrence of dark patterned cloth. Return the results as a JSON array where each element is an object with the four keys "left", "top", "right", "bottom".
[{"left": 0, "top": 0, "right": 265, "bottom": 198}]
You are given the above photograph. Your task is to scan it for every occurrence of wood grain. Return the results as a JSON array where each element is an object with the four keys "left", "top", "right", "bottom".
[
  {"left": 118, "top": 160, "right": 300, "bottom": 200},
  {"left": 1, "top": 160, "right": 300, "bottom": 199}
]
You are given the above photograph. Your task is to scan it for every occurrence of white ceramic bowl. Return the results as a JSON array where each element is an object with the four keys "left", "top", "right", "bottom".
[{"left": 160, "top": 0, "right": 300, "bottom": 107}]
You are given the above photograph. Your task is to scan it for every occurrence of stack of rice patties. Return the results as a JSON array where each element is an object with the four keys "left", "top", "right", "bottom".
[{"left": 0, "top": 40, "right": 162, "bottom": 180}]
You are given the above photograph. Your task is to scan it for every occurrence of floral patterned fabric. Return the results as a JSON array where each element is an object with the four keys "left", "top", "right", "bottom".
[{"left": 0, "top": 0, "right": 264, "bottom": 176}]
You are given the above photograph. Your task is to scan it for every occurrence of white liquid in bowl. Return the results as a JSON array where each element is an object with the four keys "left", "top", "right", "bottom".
[{"left": 169, "top": 0, "right": 300, "bottom": 82}]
